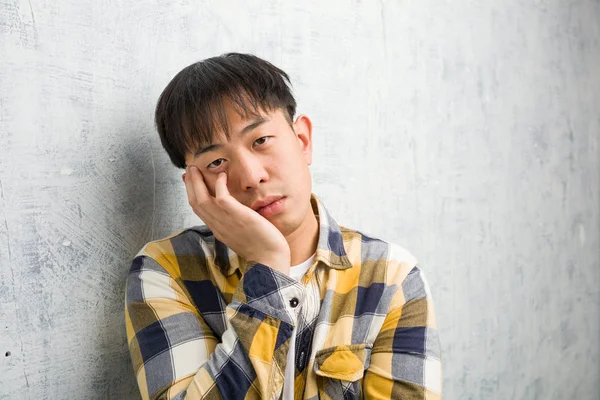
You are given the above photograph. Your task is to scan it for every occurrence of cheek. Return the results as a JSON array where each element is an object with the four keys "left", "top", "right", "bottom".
[
  {"left": 277, "top": 160, "right": 310, "bottom": 189},
  {"left": 272, "top": 146, "right": 304, "bottom": 173},
  {"left": 263, "top": 152, "right": 285, "bottom": 174}
]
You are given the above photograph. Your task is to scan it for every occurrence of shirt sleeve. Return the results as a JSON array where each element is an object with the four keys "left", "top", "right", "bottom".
[
  {"left": 363, "top": 265, "right": 442, "bottom": 399},
  {"left": 125, "top": 252, "right": 304, "bottom": 400}
]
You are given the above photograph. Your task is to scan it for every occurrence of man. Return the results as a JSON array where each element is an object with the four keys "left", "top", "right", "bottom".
[{"left": 125, "top": 52, "right": 442, "bottom": 400}]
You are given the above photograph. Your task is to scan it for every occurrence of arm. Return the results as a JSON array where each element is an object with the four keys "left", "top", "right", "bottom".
[
  {"left": 125, "top": 249, "right": 303, "bottom": 400},
  {"left": 363, "top": 265, "right": 442, "bottom": 399}
]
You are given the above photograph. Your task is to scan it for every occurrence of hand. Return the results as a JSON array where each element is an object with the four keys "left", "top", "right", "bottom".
[{"left": 182, "top": 166, "right": 291, "bottom": 275}]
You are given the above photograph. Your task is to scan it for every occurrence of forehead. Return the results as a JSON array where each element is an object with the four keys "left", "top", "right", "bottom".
[
  {"left": 224, "top": 100, "right": 284, "bottom": 126},
  {"left": 214, "top": 102, "right": 287, "bottom": 139}
]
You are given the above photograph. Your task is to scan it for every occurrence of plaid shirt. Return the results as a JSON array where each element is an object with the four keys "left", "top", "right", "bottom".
[{"left": 125, "top": 193, "right": 442, "bottom": 399}]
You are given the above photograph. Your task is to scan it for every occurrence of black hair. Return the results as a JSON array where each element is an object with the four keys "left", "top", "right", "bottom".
[{"left": 154, "top": 52, "right": 297, "bottom": 169}]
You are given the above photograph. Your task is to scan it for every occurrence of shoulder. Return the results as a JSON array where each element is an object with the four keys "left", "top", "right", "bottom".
[
  {"left": 129, "top": 225, "right": 215, "bottom": 275},
  {"left": 339, "top": 224, "right": 422, "bottom": 286}
]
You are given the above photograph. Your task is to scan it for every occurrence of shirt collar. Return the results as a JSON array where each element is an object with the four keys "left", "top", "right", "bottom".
[{"left": 214, "top": 192, "right": 353, "bottom": 276}]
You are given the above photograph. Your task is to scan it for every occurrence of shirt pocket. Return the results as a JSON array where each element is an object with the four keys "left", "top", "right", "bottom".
[{"left": 314, "top": 343, "right": 373, "bottom": 400}]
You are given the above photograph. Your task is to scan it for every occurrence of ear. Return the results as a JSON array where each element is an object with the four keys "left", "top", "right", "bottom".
[{"left": 292, "top": 114, "right": 313, "bottom": 165}]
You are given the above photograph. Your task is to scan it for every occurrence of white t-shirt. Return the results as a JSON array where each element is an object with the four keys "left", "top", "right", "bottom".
[{"left": 282, "top": 253, "right": 315, "bottom": 400}]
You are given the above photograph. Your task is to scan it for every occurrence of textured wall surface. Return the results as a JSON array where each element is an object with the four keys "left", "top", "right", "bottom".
[{"left": 1, "top": 1, "right": 599, "bottom": 399}]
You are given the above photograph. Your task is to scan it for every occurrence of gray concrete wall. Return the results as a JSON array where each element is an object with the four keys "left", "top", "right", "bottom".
[{"left": 1, "top": 1, "right": 598, "bottom": 399}]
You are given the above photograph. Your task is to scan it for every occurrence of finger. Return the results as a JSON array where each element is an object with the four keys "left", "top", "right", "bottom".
[
  {"left": 214, "top": 172, "right": 230, "bottom": 202},
  {"left": 189, "top": 166, "right": 212, "bottom": 205},
  {"left": 183, "top": 169, "right": 198, "bottom": 206}
]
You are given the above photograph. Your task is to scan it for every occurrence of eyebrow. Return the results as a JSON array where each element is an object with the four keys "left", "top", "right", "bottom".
[{"left": 193, "top": 117, "right": 269, "bottom": 157}]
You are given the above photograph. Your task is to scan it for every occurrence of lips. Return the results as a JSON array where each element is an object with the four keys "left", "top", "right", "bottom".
[
  {"left": 257, "top": 198, "right": 285, "bottom": 218},
  {"left": 250, "top": 195, "right": 285, "bottom": 211},
  {"left": 250, "top": 196, "right": 287, "bottom": 218}
]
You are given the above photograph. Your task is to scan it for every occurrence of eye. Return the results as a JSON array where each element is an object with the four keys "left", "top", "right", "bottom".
[
  {"left": 207, "top": 158, "right": 225, "bottom": 169},
  {"left": 253, "top": 136, "right": 271, "bottom": 147}
]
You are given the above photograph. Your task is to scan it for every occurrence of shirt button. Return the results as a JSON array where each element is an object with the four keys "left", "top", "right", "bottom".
[
  {"left": 289, "top": 297, "right": 299, "bottom": 308},
  {"left": 298, "top": 351, "right": 306, "bottom": 370}
]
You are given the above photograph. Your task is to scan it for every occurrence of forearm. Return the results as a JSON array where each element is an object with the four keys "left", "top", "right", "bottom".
[{"left": 126, "top": 256, "right": 303, "bottom": 400}]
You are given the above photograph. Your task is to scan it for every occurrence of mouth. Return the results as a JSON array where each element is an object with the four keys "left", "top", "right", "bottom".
[
  {"left": 252, "top": 196, "right": 286, "bottom": 218},
  {"left": 251, "top": 195, "right": 284, "bottom": 211}
]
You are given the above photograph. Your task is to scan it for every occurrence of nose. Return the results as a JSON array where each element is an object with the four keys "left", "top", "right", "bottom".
[{"left": 230, "top": 151, "right": 269, "bottom": 191}]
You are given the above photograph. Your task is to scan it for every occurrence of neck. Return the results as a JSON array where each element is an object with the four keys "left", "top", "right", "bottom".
[{"left": 285, "top": 207, "right": 319, "bottom": 266}]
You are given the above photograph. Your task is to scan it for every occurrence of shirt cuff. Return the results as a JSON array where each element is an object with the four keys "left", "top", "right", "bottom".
[{"left": 232, "top": 262, "right": 305, "bottom": 325}]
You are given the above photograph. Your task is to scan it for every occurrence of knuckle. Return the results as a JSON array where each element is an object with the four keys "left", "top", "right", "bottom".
[
  {"left": 196, "top": 197, "right": 208, "bottom": 207},
  {"left": 215, "top": 196, "right": 228, "bottom": 207}
]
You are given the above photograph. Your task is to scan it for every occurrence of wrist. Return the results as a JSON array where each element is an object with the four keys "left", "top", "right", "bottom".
[{"left": 254, "top": 251, "right": 291, "bottom": 275}]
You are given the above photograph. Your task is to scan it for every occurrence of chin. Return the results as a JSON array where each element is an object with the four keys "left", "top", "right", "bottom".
[{"left": 268, "top": 214, "right": 296, "bottom": 236}]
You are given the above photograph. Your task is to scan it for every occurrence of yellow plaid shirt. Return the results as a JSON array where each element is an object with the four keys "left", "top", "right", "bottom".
[{"left": 125, "top": 193, "right": 442, "bottom": 399}]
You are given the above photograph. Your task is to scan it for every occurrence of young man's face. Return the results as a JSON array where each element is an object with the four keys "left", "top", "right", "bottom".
[{"left": 184, "top": 103, "right": 314, "bottom": 237}]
